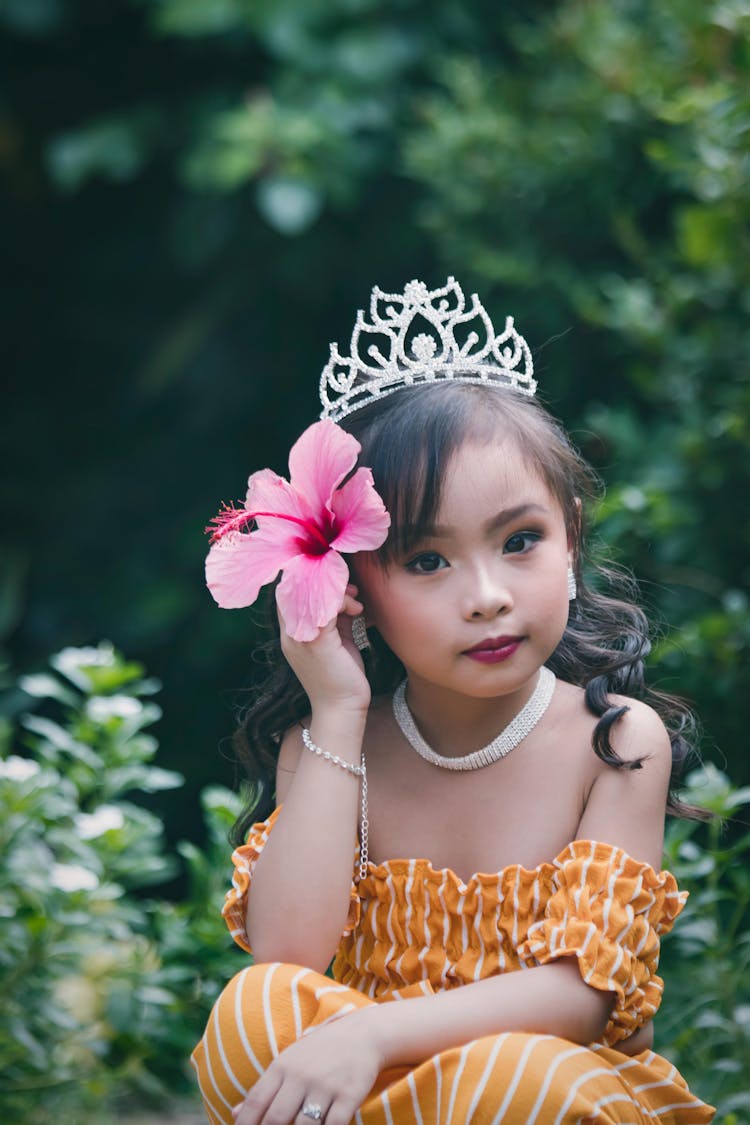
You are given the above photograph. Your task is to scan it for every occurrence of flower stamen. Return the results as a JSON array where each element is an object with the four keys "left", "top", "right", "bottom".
[{"left": 206, "top": 503, "right": 332, "bottom": 551}]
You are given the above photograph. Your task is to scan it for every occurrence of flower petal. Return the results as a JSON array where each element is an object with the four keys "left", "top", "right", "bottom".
[
  {"left": 205, "top": 528, "right": 299, "bottom": 609},
  {"left": 276, "top": 550, "right": 350, "bottom": 642},
  {"left": 245, "top": 467, "right": 311, "bottom": 522},
  {"left": 287, "top": 420, "right": 361, "bottom": 516},
  {"left": 330, "top": 467, "right": 391, "bottom": 552}
]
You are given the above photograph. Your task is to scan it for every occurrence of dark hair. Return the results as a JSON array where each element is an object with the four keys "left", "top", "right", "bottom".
[{"left": 229, "top": 382, "right": 706, "bottom": 844}]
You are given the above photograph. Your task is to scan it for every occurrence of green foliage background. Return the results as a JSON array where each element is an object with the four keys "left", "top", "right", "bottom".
[
  {"left": 3, "top": 0, "right": 749, "bottom": 809},
  {"left": 2, "top": 0, "right": 749, "bottom": 1118}
]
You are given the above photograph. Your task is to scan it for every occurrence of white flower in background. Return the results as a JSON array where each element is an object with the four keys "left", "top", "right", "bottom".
[
  {"left": 87, "top": 695, "right": 142, "bottom": 721},
  {"left": 56, "top": 644, "right": 116, "bottom": 669},
  {"left": 51, "top": 643, "right": 117, "bottom": 689},
  {"left": 50, "top": 863, "right": 99, "bottom": 892},
  {"left": 0, "top": 756, "right": 40, "bottom": 782},
  {"left": 75, "top": 805, "right": 125, "bottom": 839}
]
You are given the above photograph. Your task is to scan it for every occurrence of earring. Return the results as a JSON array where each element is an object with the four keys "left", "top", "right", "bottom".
[
  {"left": 567, "top": 566, "right": 577, "bottom": 601},
  {"left": 351, "top": 615, "right": 370, "bottom": 652}
]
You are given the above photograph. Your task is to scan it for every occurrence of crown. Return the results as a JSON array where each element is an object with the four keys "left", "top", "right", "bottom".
[{"left": 319, "top": 277, "right": 536, "bottom": 421}]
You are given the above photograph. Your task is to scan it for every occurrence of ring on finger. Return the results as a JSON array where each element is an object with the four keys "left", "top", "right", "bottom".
[{"left": 302, "top": 1103, "right": 324, "bottom": 1121}]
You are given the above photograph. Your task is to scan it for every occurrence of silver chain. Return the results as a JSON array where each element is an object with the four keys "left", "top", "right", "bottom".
[
  {"left": 301, "top": 727, "right": 369, "bottom": 881},
  {"left": 358, "top": 750, "right": 369, "bottom": 880}
]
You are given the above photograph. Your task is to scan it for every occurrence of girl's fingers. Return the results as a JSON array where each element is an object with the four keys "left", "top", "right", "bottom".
[
  {"left": 253, "top": 1080, "right": 312, "bottom": 1125},
  {"left": 340, "top": 593, "right": 364, "bottom": 618},
  {"left": 231, "top": 1069, "right": 283, "bottom": 1124}
]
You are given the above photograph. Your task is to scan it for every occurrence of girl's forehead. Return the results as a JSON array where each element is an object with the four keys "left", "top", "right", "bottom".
[{"left": 437, "top": 439, "right": 558, "bottom": 517}]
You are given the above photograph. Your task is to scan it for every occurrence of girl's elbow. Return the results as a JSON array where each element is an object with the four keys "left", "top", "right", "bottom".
[
  {"left": 547, "top": 958, "right": 615, "bottom": 1044},
  {"left": 575, "top": 994, "right": 615, "bottom": 1045},
  {"left": 250, "top": 944, "right": 334, "bottom": 974},
  {"left": 247, "top": 914, "right": 340, "bottom": 973},
  {"left": 573, "top": 986, "right": 616, "bottom": 1045}
]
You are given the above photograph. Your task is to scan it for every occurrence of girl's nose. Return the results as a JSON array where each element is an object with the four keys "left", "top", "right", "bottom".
[{"left": 461, "top": 563, "right": 513, "bottom": 620}]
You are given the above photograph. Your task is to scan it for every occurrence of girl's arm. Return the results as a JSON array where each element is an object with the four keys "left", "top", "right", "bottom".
[
  {"left": 246, "top": 709, "right": 366, "bottom": 969},
  {"left": 233, "top": 961, "right": 613, "bottom": 1125},
  {"left": 245, "top": 590, "right": 371, "bottom": 971},
  {"left": 366, "top": 958, "right": 612, "bottom": 1067}
]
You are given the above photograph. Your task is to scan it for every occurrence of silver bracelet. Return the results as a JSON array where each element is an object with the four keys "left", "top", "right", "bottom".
[
  {"left": 301, "top": 728, "right": 369, "bottom": 880},
  {"left": 301, "top": 728, "right": 364, "bottom": 776}
]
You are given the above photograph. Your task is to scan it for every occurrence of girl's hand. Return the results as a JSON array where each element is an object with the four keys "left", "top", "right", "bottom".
[
  {"left": 278, "top": 583, "right": 371, "bottom": 715},
  {"left": 231, "top": 1008, "right": 382, "bottom": 1125}
]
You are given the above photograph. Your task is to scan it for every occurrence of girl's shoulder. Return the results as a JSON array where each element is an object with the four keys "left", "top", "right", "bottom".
[
  {"left": 551, "top": 678, "right": 671, "bottom": 762},
  {"left": 601, "top": 691, "right": 673, "bottom": 767}
]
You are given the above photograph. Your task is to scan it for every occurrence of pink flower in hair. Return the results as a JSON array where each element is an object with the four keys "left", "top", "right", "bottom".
[{"left": 205, "top": 420, "right": 390, "bottom": 641}]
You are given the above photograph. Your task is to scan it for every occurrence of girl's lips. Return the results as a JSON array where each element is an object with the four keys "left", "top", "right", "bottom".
[{"left": 463, "top": 637, "right": 523, "bottom": 663}]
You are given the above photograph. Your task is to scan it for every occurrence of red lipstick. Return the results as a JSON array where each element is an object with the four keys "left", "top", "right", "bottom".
[{"left": 463, "top": 636, "right": 523, "bottom": 664}]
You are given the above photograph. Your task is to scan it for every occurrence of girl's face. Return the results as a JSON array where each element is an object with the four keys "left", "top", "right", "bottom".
[{"left": 356, "top": 438, "right": 572, "bottom": 702}]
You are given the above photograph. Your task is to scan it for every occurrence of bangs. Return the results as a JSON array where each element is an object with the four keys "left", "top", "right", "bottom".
[{"left": 339, "top": 382, "right": 586, "bottom": 565}]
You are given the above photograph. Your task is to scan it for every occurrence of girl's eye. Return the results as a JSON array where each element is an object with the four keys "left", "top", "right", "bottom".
[
  {"left": 504, "top": 531, "right": 541, "bottom": 555},
  {"left": 406, "top": 551, "right": 448, "bottom": 574}
]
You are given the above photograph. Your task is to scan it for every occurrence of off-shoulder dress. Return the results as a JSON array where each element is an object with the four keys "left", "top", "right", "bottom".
[{"left": 192, "top": 807, "right": 714, "bottom": 1124}]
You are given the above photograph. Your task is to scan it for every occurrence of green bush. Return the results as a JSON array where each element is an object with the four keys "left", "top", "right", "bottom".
[
  {"left": 0, "top": 644, "right": 243, "bottom": 1124},
  {"left": 660, "top": 766, "right": 750, "bottom": 1122}
]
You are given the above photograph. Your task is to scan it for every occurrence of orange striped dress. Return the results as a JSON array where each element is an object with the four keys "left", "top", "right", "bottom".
[{"left": 192, "top": 808, "right": 714, "bottom": 1123}]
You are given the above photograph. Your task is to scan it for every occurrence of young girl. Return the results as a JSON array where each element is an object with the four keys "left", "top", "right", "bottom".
[{"left": 192, "top": 278, "right": 714, "bottom": 1124}]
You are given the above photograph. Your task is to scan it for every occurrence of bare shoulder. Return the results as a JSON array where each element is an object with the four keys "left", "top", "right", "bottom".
[
  {"left": 605, "top": 693, "right": 673, "bottom": 771},
  {"left": 575, "top": 693, "right": 673, "bottom": 867},
  {"left": 552, "top": 679, "right": 671, "bottom": 768}
]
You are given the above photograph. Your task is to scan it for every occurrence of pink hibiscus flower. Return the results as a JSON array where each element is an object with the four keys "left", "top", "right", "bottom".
[{"left": 205, "top": 420, "right": 390, "bottom": 641}]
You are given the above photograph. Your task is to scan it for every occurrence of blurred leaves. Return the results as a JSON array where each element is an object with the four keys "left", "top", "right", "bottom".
[
  {"left": 0, "top": 645, "right": 241, "bottom": 1123},
  {"left": 661, "top": 766, "right": 750, "bottom": 1109}
]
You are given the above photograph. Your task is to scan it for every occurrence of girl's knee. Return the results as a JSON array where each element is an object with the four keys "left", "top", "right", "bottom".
[
  {"left": 191, "top": 963, "right": 292, "bottom": 1122},
  {"left": 191, "top": 963, "right": 343, "bottom": 1111}
]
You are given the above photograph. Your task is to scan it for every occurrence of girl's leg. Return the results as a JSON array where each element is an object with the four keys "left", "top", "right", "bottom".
[{"left": 191, "top": 962, "right": 372, "bottom": 1125}]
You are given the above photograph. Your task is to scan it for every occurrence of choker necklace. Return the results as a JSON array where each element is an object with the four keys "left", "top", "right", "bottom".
[{"left": 392, "top": 666, "right": 556, "bottom": 771}]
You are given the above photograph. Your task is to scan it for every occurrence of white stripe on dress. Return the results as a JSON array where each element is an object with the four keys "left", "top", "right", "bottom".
[
  {"left": 394, "top": 860, "right": 416, "bottom": 980},
  {"left": 525, "top": 1042, "right": 590, "bottom": 1125},
  {"left": 552, "top": 1065, "right": 616, "bottom": 1125},
  {"left": 445, "top": 1041, "right": 472, "bottom": 1123},
  {"left": 407, "top": 1070, "right": 424, "bottom": 1125},
  {"left": 465, "top": 1033, "right": 509, "bottom": 1122},
  {"left": 262, "top": 963, "right": 280, "bottom": 1059},
  {"left": 200, "top": 1008, "right": 238, "bottom": 1115},
  {"left": 290, "top": 966, "right": 310, "bottom": 1041},
  {"left": 433, "top": 1052, "right": 443, "bottom": 1125},
  {"left": 472, "top": 885, "right": 485, "bottom": 981},
  {"left": 212, "top": 998, "right": 247, "bottom": 1095},
  {"left": 489, "top": 1034, "right": 545, "bottom": 1125},
  {"left": 233, "top": 967, "right": 264, "bottom": 1077},
  {"left": 190, "top": 1050, "right": 229, "bottom": 1125}
]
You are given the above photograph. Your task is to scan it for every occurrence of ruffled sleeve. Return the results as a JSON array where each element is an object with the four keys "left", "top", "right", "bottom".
[
  {"left": 516, "top": 840, "right": 687, "bottom": 1047},
  {"left": 221, "top": 805, "right": 361, "bottom": 954}
]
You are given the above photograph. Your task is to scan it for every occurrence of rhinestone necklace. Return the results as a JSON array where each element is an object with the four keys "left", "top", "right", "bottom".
[{"left": 392, "top": 666, "right": 556, "bottom": 771}]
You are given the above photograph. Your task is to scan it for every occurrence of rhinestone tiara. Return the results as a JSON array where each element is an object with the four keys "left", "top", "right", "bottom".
[{"left": 319, "top": 276, "right": 536, "bottom": 422}]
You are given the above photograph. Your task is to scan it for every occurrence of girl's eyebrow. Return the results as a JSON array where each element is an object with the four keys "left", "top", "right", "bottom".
[{"left": 426, "top": 502, "right": 551, "bottom": 538}]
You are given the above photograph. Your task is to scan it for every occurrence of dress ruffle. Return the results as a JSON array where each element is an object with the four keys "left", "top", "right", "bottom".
[
  {"left": 517, "top": 839, "right": 686, "bottom": 1047},
  {"left": 223, "top": 811, "right": 686, "bottom": 1049}
]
